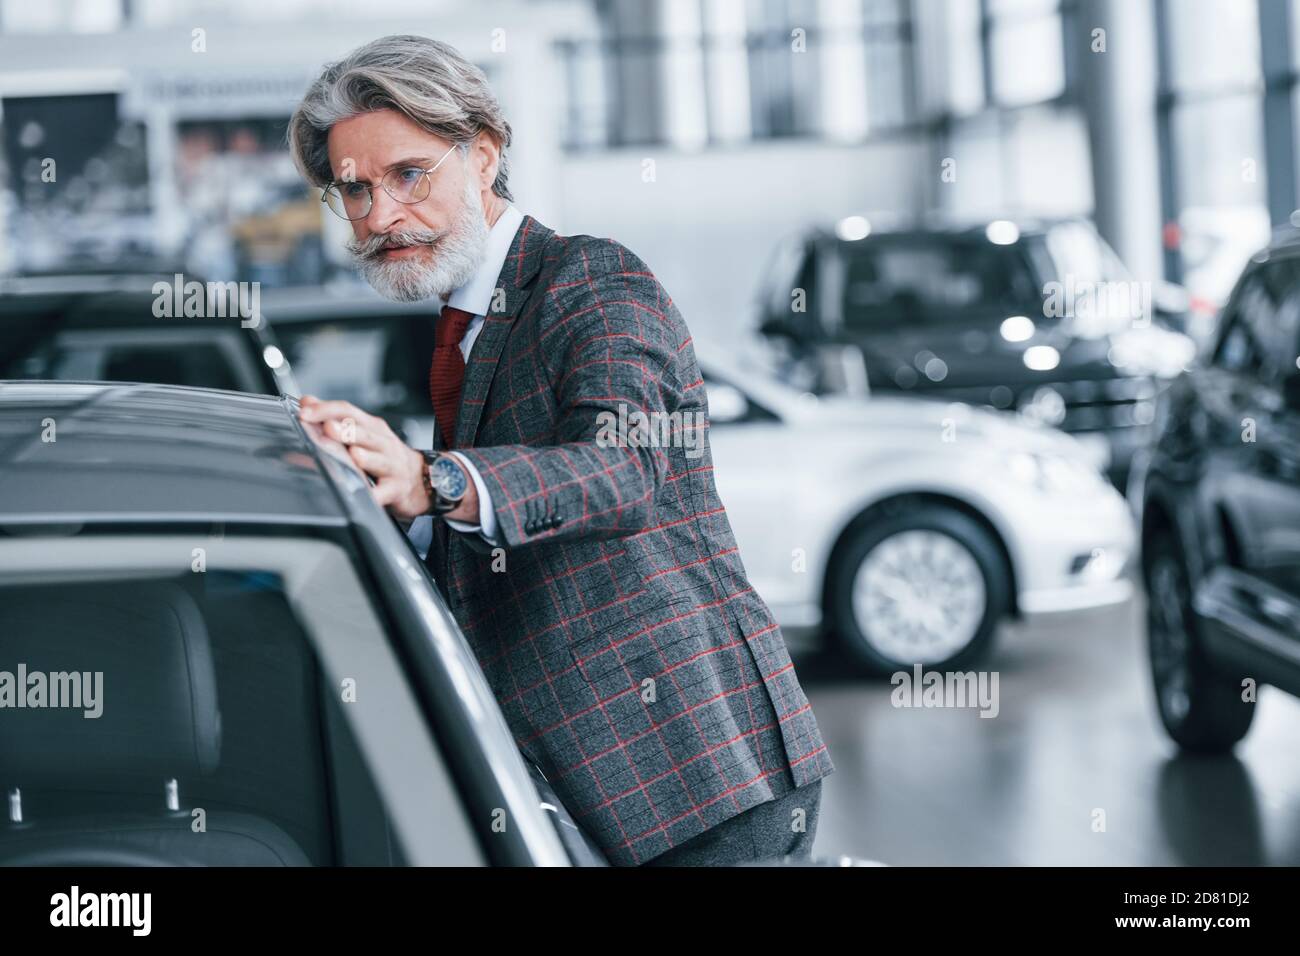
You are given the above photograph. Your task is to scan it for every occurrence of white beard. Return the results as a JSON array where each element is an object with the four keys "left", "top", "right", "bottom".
[{"left": 349, "top": 175, "right": 490, "bottom": 303}]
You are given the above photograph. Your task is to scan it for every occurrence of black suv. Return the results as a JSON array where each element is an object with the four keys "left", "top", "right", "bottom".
[
  {"left": 0, "top": 271, "right": 296, "bottom": 396},
  {"left": 1133, "top": 229, "right": 1300, "bottom": 752},
  {"left": 757, "top": 217, "right": 1194, "bottom": 484}
]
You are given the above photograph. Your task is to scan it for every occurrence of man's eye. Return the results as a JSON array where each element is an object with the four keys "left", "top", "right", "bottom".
[
  {"left": 341, "top": 182, "right": 368, "bottom": 198},
  {"left": 397, "top": 167, "right": 424, "bottom": 184}
]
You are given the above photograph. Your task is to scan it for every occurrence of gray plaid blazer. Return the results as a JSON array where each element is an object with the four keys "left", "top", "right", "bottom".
[{"left": 426, "top": 215, "right": 834, "bottom": 865}]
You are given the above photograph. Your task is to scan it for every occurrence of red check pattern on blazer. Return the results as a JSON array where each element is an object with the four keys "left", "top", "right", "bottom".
[{"left": 429, "top": 215, "right": 834, "bottom": 866}]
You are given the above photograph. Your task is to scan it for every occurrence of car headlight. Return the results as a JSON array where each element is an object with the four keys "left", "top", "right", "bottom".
[{"left": 1007, "top": 451, "right": 1105, "bottom": 494}]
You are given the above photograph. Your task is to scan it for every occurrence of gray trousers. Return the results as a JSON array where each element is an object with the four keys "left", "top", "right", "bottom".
[{"left": 641, "top": 781, "right": 822, "bottom": 867}]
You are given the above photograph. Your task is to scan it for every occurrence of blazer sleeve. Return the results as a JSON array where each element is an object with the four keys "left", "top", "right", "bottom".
[{"left": 453, "top": 240, "right": 686, "bottom": 550}]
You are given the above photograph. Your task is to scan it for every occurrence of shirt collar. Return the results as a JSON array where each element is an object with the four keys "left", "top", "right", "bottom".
[{"left": 441, "top": 202, "right": 524, "bottom": 318}]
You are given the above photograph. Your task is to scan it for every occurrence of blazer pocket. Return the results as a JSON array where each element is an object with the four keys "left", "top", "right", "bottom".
[
  {"left": 565, "top": 602, "right": 686, "bottom": 687},
  {"left": 564, "top": 540, "right": 671, "bottom": 685}
]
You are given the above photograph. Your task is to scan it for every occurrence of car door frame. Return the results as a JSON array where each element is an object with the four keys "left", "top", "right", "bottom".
[{"left": 306, "top": 432, "right": 573, "bottom": 866}]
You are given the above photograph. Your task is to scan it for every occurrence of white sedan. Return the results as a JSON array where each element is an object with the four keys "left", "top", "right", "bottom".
[{"left": 700, "top": 352, "right": 1135, "bottom": 673}]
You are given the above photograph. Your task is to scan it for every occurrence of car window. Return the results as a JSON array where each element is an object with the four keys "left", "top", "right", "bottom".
[
  {"left": 759, "top": 234, "right": 814, "bottom": 324},
  {"left": 0, "top": 568, "right": 403, "bottom": 866},
  {"left": 278, "top": 316, "right": 434, "bottom": 418},
  {"left": 1041, "top": 220, "right": 1131, "bottom": 285},
  {"left": 1214, "top": 259, "right": 1300, "bottom": 383},
  {"left": 1214, "top": 280, "right": 1267, "bottom": 376},
  {"left": 839, "top": 238, "right": 1033, "bottom": 328},
  {"left": 1, "top": 316, "right": 263, "bottom": 393},
  {"left": 1257, "top": 258, "right": 1300, "bottom": 382},
  {"left": 23, "top": 338, "right": 242, "bottom": 391}
]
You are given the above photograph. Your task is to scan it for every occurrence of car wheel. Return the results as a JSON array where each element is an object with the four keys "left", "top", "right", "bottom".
[
  {"left": 828, "top": 505, "right": 1008, "bottom": 674},
  {"left": 1145, "top": 536, "right": 1255, "bottom": 752}
]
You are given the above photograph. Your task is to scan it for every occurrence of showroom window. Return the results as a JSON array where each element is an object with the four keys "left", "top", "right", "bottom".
[
  {"left": 918, "top": 0, "right": 1075, "bottom": 122},
  {"left": 0, "top": 0, "right": 123, "bottom": 33},
  {"left": 925, "top": 0, "right": 1086, "bottom": 217},
  {"left": 982, "top": 0, "right": 1070, "bottom": 108},
  {"left": 1155, "top": 0, "right": 1271, "bottom": 292},
  {"left": 558, "top": 0, "right": 917, "bottom": 150}
]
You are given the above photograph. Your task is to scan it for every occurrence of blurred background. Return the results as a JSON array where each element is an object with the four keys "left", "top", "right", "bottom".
[
  {"left": 1, "top": 0, "right": 1299, "bottom": 866},
  {"left": 0, "top": 0, "right": 1284, "bottom": 323}
]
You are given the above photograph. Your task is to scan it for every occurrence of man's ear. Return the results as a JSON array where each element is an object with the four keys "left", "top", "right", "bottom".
[{"left": 471, "top": 132, "right": 501, "bottom": 191}]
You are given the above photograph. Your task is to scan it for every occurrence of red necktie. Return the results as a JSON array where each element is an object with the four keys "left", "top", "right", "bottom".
[{"left": 429, "top": 305, "right": 475, "bottom": 448}]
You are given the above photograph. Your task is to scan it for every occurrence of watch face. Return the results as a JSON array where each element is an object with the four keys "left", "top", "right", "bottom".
[{"left": 431, "top": 455, "right": 468, "bottom": 500}]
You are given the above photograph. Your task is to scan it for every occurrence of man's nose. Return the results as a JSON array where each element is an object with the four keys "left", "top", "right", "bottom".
[{"left": 365, "top": 186, "right": 407, "bottom": 234}]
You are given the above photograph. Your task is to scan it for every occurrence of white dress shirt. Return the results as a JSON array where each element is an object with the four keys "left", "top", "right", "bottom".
[{"left": 407, "top": 202, "right": 522, "bottom": 559}]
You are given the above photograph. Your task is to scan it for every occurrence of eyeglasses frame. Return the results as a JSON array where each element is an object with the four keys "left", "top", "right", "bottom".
[{"left": 321, "top": 141, "right": 461, "bottom": 221}]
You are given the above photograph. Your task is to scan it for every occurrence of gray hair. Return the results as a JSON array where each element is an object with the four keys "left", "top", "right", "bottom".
[{"left": 289, "top": 34, "right": 513, "bottom": 201}]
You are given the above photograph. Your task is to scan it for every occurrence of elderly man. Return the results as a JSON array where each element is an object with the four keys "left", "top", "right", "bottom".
[{"left": 288, "top": 34, "right": 833, "bottom": 867}]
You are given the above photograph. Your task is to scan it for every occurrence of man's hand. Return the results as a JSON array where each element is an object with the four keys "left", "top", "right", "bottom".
[{"left": 297, "top": 395, "right": 478, "bottom": 523}]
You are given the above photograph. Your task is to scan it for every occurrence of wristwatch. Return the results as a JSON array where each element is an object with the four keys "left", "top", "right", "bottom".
[{"left": 421, "top": 451, "right": 470, "bottom": 516}]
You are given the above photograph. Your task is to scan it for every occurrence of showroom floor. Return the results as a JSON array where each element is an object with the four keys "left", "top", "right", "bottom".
[{"left": 799, "top": 594, "right": 1300, "bottom": 866}]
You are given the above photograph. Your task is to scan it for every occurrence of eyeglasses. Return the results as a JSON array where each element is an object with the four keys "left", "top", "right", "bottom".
[{"left": 321, "top": 142, "right": 459, "bottom": 221}]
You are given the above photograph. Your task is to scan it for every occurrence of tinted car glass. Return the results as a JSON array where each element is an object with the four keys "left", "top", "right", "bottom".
[
  {"left": 1215, "top": 271, "right": 1269, "bottom": 375},
  {"left": 1253, "top": 258, "right": 1300, "bottom": 383},
  {"left": 0, "top": 569, "right": 400, "bottom": 866},
  {"left": 1215, "top": 259, "right": 1300, "bottom": 383},
  {"left": 278, "top": 316, "right": 434, "bottom": 418},
  {"left": 840, "top": 238, "right": 1032, "bottom": 328},
  {"left": 0, "top": 293, "right": 272, "bottom": 393},
  {"left": 1040, "top": 220, "right": 1129, "bottom": 285},
  {"left": 10, "top": 337, "right": 243, "bottom": 390}
]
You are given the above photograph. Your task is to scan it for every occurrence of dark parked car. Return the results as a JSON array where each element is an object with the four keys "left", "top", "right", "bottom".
[
  {"left": 757, "top": 217, "right": 1196, "bottom": 484},
  {"left": 0, "top": 380, "right": 589, "bottom": 866},
  {"left": 1131, "top": 230, "right": 1300, "bottom": 752},
  {"left": 1, "top": 274, "right": 461, "bottom": 450},
  {"left": 0, "top": 272, "right": 296, "bottom": 397}
]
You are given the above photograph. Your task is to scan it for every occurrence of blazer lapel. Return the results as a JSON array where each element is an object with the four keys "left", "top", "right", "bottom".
[{"left": 453, "top": 214, "right": 551, "bottom": 449}]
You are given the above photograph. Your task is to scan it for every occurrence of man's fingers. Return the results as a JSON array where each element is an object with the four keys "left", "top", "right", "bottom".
[
  {"left": 298, "top": 399, "right": 396, "bottom": 450},
  {"left": 298, "top": 398, "right": 372, "bottom": 425},
  {"left": 323, "top": 415, "right": 388, "bottom": 450},
  {"left": 370, "top": 477, "right": 403, "bottom": 509},
  {"left": 347, "top": 443, "right": 396, "bottom": 477}
]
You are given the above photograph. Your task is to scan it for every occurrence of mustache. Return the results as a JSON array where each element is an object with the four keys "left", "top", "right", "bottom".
[{"left": 348, "top": 229, "right": 443, "bottom": 262}]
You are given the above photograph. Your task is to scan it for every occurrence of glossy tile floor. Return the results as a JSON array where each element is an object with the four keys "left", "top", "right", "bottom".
[{"left": 796, "top": 593, "right": 1300, "bottom": 865}]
